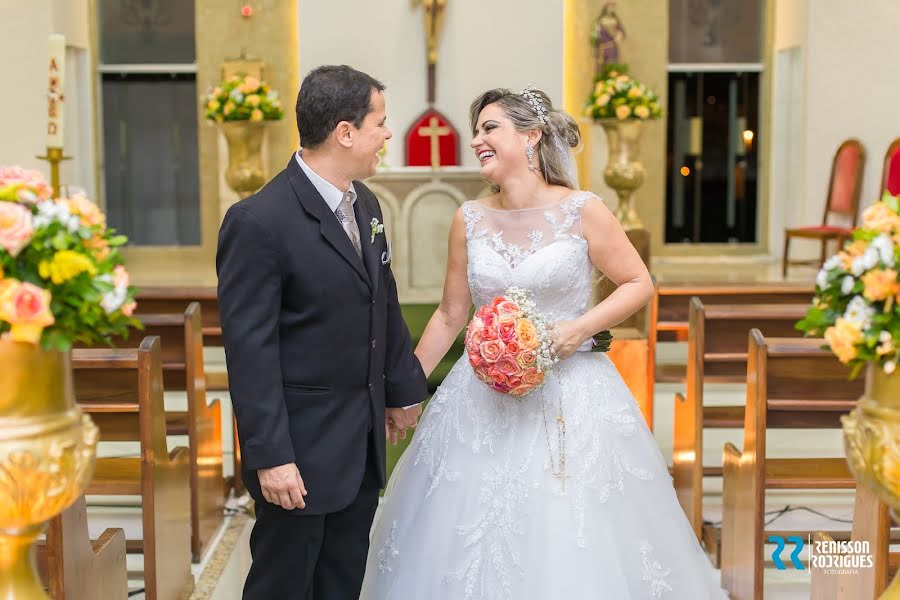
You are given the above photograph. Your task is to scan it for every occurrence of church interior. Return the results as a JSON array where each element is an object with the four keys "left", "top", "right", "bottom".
[{"left": 2, "top": 0, "right": 900, "bottom": 598}]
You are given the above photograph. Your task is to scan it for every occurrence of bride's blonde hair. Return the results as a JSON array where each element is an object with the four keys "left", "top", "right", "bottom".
[{"left": 468, "top": 88, "right": 581, "bottom": 190}]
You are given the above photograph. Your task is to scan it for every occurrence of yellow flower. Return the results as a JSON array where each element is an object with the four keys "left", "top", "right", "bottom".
[
  {"left": 634, "top": 105, "right": 651, "bottom": 119},
  {"left": 38, "top": 250, "right": 97, "bottom": 285},
  {"left": 862, "top": 268, "right": 899, "bottom": 302},
  {"left": 615, "top": 105, "right": 631, "bottom": 120},
  {"left": 594, "top": 82, "right": 605, "bottom": 95},
  {"left": 515, "top": 319, "right": 539, "bottom": 350},
  {"left": 207, "top": 100, "right": 220, "bottom": 111},
  {"left": 596, "top": 94, "right": 611, "bottom": 107},
  {"left": 250, "top": 108, "right": 264, "bottom": 122},
  {"left": 246, "top": 94, "right": 261, "bottom": 107},
  {"left": 223, "top": 102, "right": 236, "bottom": 116},
  {"left": 627, "top": 87, "right": 643, "bottom": 99},
  {"left": 824, "top": 318, "right": 863, "bottom": 363}
]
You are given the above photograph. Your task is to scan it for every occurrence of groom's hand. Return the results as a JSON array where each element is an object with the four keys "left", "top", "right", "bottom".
[
  {"left": 385, "top": 405, "right": 422, "bottom": 445},
  {"left": 257, "top": 463, "right": 308, "bottom": 510}
]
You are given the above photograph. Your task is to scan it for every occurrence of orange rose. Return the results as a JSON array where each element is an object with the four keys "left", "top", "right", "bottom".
[
  {"left": 83, "top": 234, "right": 110, "bottom": 261},
  {"left": 516, "top": 349, "right": 538, "bottom": 369},
  {"left": 522, "top": 368, "right": 544, "bottom": 386},
  {"left": 63, "top": 195, "right": 106, "bottom": 229},
  {"left": 0, "top": 202, "right": 34, "bottom": 256},
  {"left": 862, "top": 269, "right": 899, "bottom": 302},
  {"left": 498, "top": 320, "right": 517, "bottom": 342},
  {"left": 0, "top": 280, "right": 54, "bottom": 344},
  {"left": 515, "top": 319, "right": 539, "bottom": 349},
  {"left": 824, "top": 318, "right": 863, "bottom": 364}
]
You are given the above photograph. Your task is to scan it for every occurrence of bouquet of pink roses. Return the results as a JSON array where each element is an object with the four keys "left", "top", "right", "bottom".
[{"left": 464, "top": 287, "right": 558, "bottom": 398}]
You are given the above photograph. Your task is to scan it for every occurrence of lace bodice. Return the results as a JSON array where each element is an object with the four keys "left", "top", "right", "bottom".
[{"left": 464, "top": 192, "right": 596, "bottom": 325}]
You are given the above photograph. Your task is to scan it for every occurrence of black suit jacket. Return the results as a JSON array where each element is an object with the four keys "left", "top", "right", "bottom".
[{"left": 216, "top": 155, "right": 427, "bottom": 515}]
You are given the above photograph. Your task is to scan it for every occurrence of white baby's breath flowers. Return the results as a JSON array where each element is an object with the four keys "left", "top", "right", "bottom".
[{"left": 32, "top": 199, "right": 80, "bottom": 233}]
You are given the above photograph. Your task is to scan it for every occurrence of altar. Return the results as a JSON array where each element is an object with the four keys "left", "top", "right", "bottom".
[{"left": 368, "top": 165, "right": 489, "bottom": 303}]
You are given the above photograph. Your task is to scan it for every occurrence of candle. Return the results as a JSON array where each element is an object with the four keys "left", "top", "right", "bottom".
[{"left": 47, "top": 34, "right": 65, "bottom": 148}]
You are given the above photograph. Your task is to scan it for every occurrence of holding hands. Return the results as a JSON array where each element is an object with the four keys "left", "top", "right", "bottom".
[{"left": 385, "top": 404, "right": 422, "bottom": 445}]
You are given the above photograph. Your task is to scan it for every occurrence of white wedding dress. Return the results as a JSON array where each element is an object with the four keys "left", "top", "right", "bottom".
[{"left": 360, "top": 193, "right": 728, "bottom": 599}]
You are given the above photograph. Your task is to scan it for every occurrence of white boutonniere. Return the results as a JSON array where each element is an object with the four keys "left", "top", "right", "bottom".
[{"left": 370, "top": 218, "right": 384, "bottom": 243}]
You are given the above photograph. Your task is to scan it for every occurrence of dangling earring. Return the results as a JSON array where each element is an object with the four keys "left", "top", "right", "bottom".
[{"left": 526, "top": 144, "right": 535, "bottom": 171}]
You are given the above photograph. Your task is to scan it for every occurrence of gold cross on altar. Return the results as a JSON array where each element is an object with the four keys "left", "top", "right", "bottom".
[{"left": 417, "top": 116, "right": 451, "bottom": 169}]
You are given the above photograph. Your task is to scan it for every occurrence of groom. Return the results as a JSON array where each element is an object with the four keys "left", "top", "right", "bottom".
[{"left": 217, "top": 65, "right": 427, "bottom": 599}]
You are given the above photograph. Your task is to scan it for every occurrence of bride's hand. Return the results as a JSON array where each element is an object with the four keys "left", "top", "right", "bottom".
[{"left": 549, "top": 320, "right": 588, "bottom": 361}]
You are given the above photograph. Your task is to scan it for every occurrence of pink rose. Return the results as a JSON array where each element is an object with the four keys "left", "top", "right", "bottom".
[
  {"left": 0, "top": 202, "right": 34, "bottom": 257},
  {"left": 479, "top": 339, "right": 505, "bottom": 363},
  {"left": 495, "top": 355, "right": 524, "bottom": 378},
  {"left": 487, "top": 366, "right": 509, "bottom": 388},
  {"left": 481, "top": 312, "right": 497, "bottom": 328},
  {"left": 496, "top": 300, "right": 522, "bottom": 316},
  {"left": 497, "top": 311, "right": 517, "bottom": 325},
  {"left": 498, "top": 320, "right": 517, "bottom": 342},
  {"left": 0, "top": 280, "right": 54, "bottom": 344},
  {"left": 505, "top": 340, "right": 521, "bottom": 355},
  {"left": 491, "top": 297, "right": 505, "bottom": 308},
  {"left": 0, "top": 166, "right": 52, "bottom": 204},
  {"left": 476, "top": 305, "right": 494, "bottom": 319},
  {"left": 506, "top": 375, "right": 522, "bottom": 389},
  {"left": 112, "top": 265, "right": 130, "bottom": 288},
  {"left": 482, "top": 326, "right": 499, "bottom": 341},
  {"left": 121, "top": 301, "right": 136, "bottom": 317}
]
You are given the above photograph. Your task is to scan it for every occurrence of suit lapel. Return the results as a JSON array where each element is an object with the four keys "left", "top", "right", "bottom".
[
  {"left": 353, "top": 192, "right": 381, "bottom": 296},
  {"left": 286, "top": 157, "right": 371, "bottom": 288}
]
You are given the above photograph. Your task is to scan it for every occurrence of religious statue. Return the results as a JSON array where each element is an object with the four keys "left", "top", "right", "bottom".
[
  {"left": 412, "top": 0, "right": 447, "bottom": 66},
  {"left": 591, "top": 2, "right": 626, "bottom": 77}
]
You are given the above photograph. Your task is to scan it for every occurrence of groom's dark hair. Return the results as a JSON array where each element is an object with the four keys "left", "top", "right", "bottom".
[{"left": 296, "top": 65, "right": 386, "bottom": 150}]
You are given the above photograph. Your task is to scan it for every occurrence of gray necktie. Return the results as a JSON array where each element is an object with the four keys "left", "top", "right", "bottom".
[{"left": 336, "top": 193, "right": 362, "bottom": 258}]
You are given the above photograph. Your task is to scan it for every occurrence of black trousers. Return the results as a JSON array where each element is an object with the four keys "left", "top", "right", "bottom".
[{"left": 242, "top": 437, "right": 381, "bottom": 600}]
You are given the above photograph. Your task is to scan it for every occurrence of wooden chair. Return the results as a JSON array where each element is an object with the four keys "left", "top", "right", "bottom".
[
  {"left": 882, "top": 138, "right": 900, "bottom": 197},
  {"left": 720, "top": 331, "right": 864, "bottom": 600},
  {"left": 672, "top": 299, "right": 809, "bottom": 540},
  {"left": 810, "top": 486, "right": 893, "bottom": 599},
  {"left": 74, "top": 336, "right": 194, "bottom": 600},
  {"left": 655, "top": 282, "right": 813, "bottom": 352},
  {"left": 36, "top": 496, "right": 128, "bottom": 600},
  {"left": 125, "top": 304, "right": 225, "bottom": 562},
  {"left": 783, "top": 139, "right": 866, "bottom": 276},
  {"left": 607, "top": 279, "right": 659, "bottom": 428}
]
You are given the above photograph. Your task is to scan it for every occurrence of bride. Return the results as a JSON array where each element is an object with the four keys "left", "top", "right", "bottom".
[{"left": 360, "top": 87, "right": 728, "bottom": 599}]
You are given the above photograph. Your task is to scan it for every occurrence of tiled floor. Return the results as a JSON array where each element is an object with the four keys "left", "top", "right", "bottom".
[{"left": 91, "top": 373, "right": 858, "bottom": 599}]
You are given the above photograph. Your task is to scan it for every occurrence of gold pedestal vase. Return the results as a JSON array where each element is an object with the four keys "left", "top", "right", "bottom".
[
  {"left": 0, "top": 339, "right": 98, "bottom": 599},
  {"left": 843, "top": 365, "right": 900, "bottom": 598},
  {"left": 599, "top": 118, "right": 646, "bottom": 230},
  {"left": 220, "top": 121, "right": 268, "bottom": 199}
]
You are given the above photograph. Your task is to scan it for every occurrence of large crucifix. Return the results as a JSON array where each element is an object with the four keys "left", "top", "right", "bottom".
[{"left": 411, "top": 0, "right": 447, "bottom": 104}]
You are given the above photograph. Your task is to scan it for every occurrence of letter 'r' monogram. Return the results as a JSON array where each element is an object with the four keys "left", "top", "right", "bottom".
[{"left": 768, "top": 535, "right": 805, "bottom": 570}]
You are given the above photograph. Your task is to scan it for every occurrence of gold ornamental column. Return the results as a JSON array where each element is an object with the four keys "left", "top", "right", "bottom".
[{"left": 196, "top": 0, "right": 300, "bottom": 222}]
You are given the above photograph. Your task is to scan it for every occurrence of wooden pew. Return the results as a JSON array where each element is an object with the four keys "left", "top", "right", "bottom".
[
  {"left": 720, "top": 331, "right": 864, "bottom": 600},
  {"left": 673, "top": 300, "right": 809, "bottom": 539},
  {"left": 124, "top": 304, "right": 224, "bottom": 562},
  {"left": 74, "top": 336, "right": 194, "bottom": 600},
  {"left": 134, "top": 288, "right": 240, "bottom": 492},
  {"left": 36, "top": 496, "right": 128, "bottom": 600},
  {"left": 656, "top": 282, "right": 813, "bottom": 347},
  {"left": 810, "top": 486, "right": 892, "bottom": 599}
]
